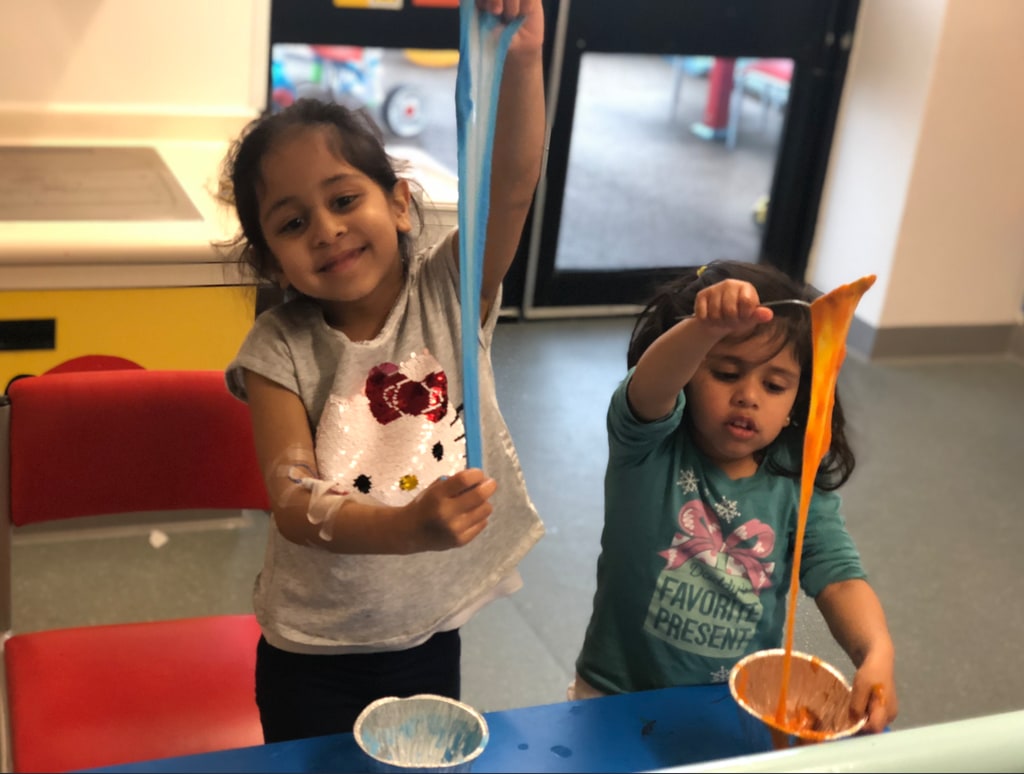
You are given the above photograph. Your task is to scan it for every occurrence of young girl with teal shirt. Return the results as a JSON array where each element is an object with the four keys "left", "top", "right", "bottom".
[{"left": 573, "top": 260, "right": 898, "bottom": 734}]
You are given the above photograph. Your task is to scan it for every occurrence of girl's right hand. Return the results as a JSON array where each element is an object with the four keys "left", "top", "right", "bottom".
[
  {"left": 480, "top": 0, "right": 544, "bottom": 53},
  {"left": 692, "top": 278, "right": 775, "bottom": 336},
  {"left": 400, "top": 468, "right": 496, "bottom": 552}
]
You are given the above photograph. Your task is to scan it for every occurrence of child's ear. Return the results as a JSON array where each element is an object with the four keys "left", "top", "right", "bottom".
[{"left": 391, "top": 179, "right": 412, "bottom": 234}]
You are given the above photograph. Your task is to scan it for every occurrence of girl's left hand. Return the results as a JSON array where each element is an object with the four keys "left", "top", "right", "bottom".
[
  {"left": 850, "top": 656, "right": 898, "bottom": 733},
  {"left": 478, "top": 0, "right": 544, "bottom": 53}
]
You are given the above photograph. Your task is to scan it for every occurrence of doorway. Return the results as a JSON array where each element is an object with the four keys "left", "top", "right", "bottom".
[
  {"left": 518, "top": 0, "right": 860, "bottom": 315},
  {"left": 263, "top": 0, "right": 859, "bottom": 315}
]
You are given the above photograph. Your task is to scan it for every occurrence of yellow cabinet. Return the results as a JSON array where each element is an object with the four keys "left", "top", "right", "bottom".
[{"left": 1, "top": 286, "right": 255, "bottom": 388}]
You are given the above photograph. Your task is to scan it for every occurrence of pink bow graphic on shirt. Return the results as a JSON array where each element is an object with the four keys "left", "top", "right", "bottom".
[
  {"left": 658, "top": 501, "right": 776, "bottom": 593},
  {"left": 365, "top": 363, "right": 449, "bottom": 425}
]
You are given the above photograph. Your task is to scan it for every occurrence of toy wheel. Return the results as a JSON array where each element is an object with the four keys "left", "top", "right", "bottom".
[{"left": 382, "top": 84, "right": 425, "bottom": 138}]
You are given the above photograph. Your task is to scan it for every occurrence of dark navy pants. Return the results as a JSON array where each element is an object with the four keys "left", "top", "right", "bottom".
[{"left": 255, "top": 629, "right": 461, "bottom": 742}]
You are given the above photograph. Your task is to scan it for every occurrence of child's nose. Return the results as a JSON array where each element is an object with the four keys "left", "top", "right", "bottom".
[
  {"left": 312, "top": 210, "right": 347, "bottom": 245},
  {"left": 733, "top": 380, "right": 759, "bottom": 408}
]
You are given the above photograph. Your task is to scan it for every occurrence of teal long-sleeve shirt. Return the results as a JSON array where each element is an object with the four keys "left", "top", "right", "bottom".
[{"left": 575, "top": 371, "right": 865, "bottom": 694}]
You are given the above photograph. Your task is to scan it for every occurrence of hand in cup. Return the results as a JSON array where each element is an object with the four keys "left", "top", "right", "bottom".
[{"left": 850, "top": 661, "right": 898, "bottom": 733}]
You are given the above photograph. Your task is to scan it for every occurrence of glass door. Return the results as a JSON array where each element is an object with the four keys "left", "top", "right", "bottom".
[{"left": 520, "top": 0, "right": 859, "bottom": 314}]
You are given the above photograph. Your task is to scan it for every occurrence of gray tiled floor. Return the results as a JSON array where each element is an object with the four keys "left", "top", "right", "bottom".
[{"left": 11, "top": 317, "right": 1024, "bottom": 736}]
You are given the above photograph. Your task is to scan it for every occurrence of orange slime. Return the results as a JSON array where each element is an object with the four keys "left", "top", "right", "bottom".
[{"left": 773, "top": 275, "right": 876, "bottom": 729}]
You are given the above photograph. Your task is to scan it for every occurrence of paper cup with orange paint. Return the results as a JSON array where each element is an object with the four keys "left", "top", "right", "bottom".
[{"left": 729, "top": 649, "right": 867, "bottom": 749}]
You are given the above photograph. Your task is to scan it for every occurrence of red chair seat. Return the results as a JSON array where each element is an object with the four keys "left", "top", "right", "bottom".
[{"left": 4, "top": 614, "right": 263, "bottom": 772}]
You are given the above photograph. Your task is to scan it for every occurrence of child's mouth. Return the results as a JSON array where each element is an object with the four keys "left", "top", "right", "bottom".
[
  {"left": 727, "top": 417, "right": 757, "bottom": 439},
  {"left": 318, "top": 247, "right": 364, "bottom": 273}
]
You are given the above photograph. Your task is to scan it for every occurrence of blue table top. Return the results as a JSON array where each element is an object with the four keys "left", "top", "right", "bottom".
[{"left": 83, "top": 684, "right": 776, "bottom": 773}]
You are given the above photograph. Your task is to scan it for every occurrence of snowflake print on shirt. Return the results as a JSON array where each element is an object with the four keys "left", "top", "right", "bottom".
[
  {"left": 676, "top": 471, "right": 740, "bottom": 524},
  {"left": 710, "top": 665, "right": 732, "bottom": 684},
  {"left": 715, "top": 496, "right": 741, "bottom": 524},
  {"left": 676, "top": 468, "right": 699, "bottom": 494}
]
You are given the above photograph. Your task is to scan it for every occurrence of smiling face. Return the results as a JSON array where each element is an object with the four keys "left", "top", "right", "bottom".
[
  {"left": 256, "top": 125, "right": 412, "bottom": 332},
  {"left": 685, "top": 331, "right": 801, "bottom": 480}
]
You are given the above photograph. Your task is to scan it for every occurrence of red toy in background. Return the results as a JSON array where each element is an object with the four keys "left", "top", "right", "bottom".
[{"left": 271, "top": 43, "right": 432, "bottom": 138}]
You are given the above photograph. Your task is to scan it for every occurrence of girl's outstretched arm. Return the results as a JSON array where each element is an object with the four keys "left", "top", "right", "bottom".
[
  {"left": 244, "top": 370, "right": 495, "bottom": 554},
  {"left": 814, "top": 578, "right": 899, "bottom": 733},
  {"left": 477, "top": 0, "right": 546, "bottom": 322}
]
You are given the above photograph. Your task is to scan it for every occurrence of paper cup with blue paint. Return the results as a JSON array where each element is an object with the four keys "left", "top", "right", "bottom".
[{"left": 353, "top": 694, "right": 489, "bottom": 773}]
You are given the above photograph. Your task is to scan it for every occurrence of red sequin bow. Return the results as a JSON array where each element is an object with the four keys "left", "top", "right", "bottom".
[{"left": 365, "top": 363, "right": 449, "bottom": 425}]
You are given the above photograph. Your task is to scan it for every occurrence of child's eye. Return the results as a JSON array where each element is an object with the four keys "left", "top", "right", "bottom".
[
  {"left": 711, "top": 370, "right": 739, "bottom": 382},
  {"left": 277, "top": 217, "right": 305, "bottom": 235},
  {"left": 332, "top": 194, "right": 358, "bottom": 209},
  {"left": 765, "top": 382, "right": 788, "bottom": 394}
]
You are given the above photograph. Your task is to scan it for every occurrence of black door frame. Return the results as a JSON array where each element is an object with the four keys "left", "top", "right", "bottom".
[
  {"left": 268, "top": 3, "right": 460, "bottom": 50},
  {"left": 516, "top": 0, "right": 860, "bottom": 313}
]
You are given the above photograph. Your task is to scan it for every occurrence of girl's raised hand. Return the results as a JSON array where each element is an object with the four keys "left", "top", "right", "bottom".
[
  {"left": 692, "top": 278, "right": 775, "bottom": 335},
  {"left": 400, "top": 468, "right": 497, "bottom": 552},
  {"left": 479, "top": 0, "right": 544, "bottom": 53}
]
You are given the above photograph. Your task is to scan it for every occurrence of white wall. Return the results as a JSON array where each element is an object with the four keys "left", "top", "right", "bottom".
[
  {"left": 809, "top": 0, "right": 1024, "bottom": 331},
  {"left": 0, "top": 0, "right": 269, "bottom": 140},
  {"left": 3, "top": 0, "right": 1022, "bottom": 334}
]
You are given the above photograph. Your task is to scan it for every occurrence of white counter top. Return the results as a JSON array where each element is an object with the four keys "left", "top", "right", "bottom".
[{"left": 0, "top": 138, "right": 458, "bottom": 291}]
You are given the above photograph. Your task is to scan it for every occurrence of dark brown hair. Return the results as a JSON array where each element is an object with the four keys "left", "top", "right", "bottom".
[
  {"left": 628, "top": 260, "right": 855, "bottom": 490},
  {"left": 217, "top": 98, "right": 422, "bottom": 288}
]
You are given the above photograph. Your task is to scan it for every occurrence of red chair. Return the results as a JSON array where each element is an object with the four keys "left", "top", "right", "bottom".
[
  {"left": 41, "top": 354, "right": 144, "bottom": 375},
  {"left": 0, "top": 369, "right": 270, "bottom": 772},
  {"left": 726, "top": 58, "right": 794, "bottom": 149},
  {"left": 4, "top": 355, "right": 143, "bottom": 395}
]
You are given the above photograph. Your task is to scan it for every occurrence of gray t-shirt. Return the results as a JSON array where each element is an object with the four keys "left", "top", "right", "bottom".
[{"left": 226, "top": 231, "right": 545, "bottom": 653}]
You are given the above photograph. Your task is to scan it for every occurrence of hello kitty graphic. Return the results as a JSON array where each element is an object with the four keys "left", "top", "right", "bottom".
[{"left": 315, "top": 350, "right": 466, "bottom": 507}]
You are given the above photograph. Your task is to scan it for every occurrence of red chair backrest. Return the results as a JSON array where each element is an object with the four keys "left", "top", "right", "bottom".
[
  {"left": 7, "top": 369, "right": 269, "bottom": 526},
  {"left": 42, "top": 355, "right": 145, "bottom": 375}
]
